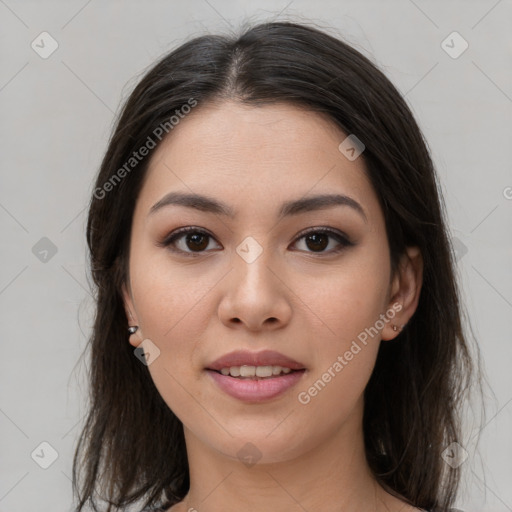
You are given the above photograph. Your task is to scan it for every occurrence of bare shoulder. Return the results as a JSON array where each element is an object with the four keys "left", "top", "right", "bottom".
[
  {"left": 162, "top": 504, "right": 431, "bottom": 512},
  {"left": 151, "top": 497, "right": 427, "bottom": 512},
  {"left": 396, "top": 505, "right": 429, "bottom": 512},
  {"left": 382, "top": 492, "right": 428, "bottom": 512},
  {"left": 164, "top": 503, "right": 185, "bottom": 512},
  {"left": 141, "top": 504, "right": 184, "bottom": 512}
]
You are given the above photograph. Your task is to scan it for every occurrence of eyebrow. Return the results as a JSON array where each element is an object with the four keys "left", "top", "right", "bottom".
[{"left": 149, "top": 191, "right": 367, "bottom": 222}]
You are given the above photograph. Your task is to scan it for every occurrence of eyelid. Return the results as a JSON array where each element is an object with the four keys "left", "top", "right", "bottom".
[
  {"left": 157, "top": 226, "right": 220, "bottom": 256},
  {"left": 158, "top": 225, "right": 353, "bottom": 256},
  {"left": 290, "top": 226, "right": 353, "bottom": 255},
  {"left": 293, "top": 226, "right": 352, "bottom": 245}
]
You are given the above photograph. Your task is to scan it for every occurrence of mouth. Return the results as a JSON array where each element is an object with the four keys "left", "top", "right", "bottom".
[
  {"left": 206, "top": 349, "right": 306, "bottom": 372},
  {"left": 205, "top": 350, "right": 307, "bottom": 402},
  {"left": 209, "top": 365, "right": 304, "bottom": 379}
]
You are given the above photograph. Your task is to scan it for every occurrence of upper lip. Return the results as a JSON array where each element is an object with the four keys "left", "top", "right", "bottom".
[{"left": 206, "top": 350, "right": 306, "bottom": 371}]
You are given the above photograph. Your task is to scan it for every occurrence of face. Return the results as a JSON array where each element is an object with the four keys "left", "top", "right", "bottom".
[{"left": 123, "top": 100, "right": 419, "bottom": 464}]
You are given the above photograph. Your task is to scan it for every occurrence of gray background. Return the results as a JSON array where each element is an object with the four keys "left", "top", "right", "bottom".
[{"left": 1, "top": 1, "right": 511, "bottom": 511}]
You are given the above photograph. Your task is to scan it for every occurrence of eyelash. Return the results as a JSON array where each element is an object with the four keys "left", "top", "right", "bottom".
[{"left": 157, "top": 226, "right": 354, "bottom": 257}]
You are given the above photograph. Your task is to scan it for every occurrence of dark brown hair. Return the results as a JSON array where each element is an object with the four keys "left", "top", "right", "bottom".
[{"left": 73, "top": 20, "right": 479, "bottom": 512}]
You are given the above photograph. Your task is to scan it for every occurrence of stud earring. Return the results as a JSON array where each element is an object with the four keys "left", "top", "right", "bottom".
[
  {"left": 392, "top": 324, "right": 405, "bottom": 332},
  {"left": 128, "top": 326, "right": 139, "bottom": 335}
]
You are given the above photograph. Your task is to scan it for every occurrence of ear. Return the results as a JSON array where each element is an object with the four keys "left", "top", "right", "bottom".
[
  {"left": 381, "top": 246, "right": 423, "bottom": 341},
  {"left": 122, "top": 282, "right": 142, "bottom": 348}
]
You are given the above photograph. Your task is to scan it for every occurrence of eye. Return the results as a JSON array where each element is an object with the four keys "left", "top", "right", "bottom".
[
  {"left": 158, "top": 226, "right": 353, "bottom": 257},
  {"left": 291, "top": 227, "right": 353, "bottom": 254},
  {"left": 158, "top": 227, "right": 221, "bottom": 255}
]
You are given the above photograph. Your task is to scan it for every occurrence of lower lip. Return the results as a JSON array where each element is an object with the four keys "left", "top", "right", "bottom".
[{"left": 206, "top": 369, "right": 306, "bottom": 403}]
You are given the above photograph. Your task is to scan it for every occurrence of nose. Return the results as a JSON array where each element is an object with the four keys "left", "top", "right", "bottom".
[{"left": 217, "top": 247, "right": 292, "bottom": 332}]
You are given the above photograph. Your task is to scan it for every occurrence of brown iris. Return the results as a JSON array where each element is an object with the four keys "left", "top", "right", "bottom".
[
  {"left": 186, "top": 233, "right": 209, "bottom": 251},
  {"left": 305, "top": 233, "right": 329, "bottom": 252}
]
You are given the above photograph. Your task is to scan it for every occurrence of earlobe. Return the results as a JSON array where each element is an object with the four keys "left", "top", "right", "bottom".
[{"left": 382, "top": 246, "right": 423, "bottom": 341}]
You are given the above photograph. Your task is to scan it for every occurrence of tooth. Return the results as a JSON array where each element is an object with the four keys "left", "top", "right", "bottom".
[
  {"left": 272, "top": 365, "right": 282, "bottom": 375},
  {"left": 216, "top": 365, "right": 296, "bottom": 378},
  {"left": 239, "top": 365, "right": 256, "bottom": 377},
  {"left": 256, "top": 365, "right": 273, "bottom": 377}
]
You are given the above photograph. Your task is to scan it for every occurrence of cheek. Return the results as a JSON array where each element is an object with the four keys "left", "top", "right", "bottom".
[
  {"left": 294, "top": 243, "right": 391, "bottom": 348},
  {"left": 129, "top": 288, "right": 203, "bottom": 421},
  {"left": 291, "top": 240, "right": 390, "bottom": 406},
  {"left": 128, "top": 247, "right": 219, "bottom": 416},
  {"left": 296, "top": 273, "right": 385, "bottom": 381},
  {"left": 130, "top": 245, "right": 211, "bottom": 341}
]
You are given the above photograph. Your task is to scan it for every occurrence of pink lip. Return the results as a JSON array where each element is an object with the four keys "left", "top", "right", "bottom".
[
  {"left": 206, "top": 349, "right": 305, "bottom": 371},
  {"left": 205, "top": 350, "right": 306, "bottom": 403},
  {"left": 207, "top": 369, "right": 306, "bottom": 403}
]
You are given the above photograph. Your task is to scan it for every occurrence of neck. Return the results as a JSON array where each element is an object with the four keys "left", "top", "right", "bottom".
[{"left": 175, "top": 399, "right": 400, "bottom": 512}]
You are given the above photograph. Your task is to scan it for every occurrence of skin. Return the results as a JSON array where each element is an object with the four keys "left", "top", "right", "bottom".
[{"left": 122, "top": 100, "right": 423, "bottom": 512}]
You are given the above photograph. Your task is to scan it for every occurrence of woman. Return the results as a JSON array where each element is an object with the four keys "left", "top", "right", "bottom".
[{"left": 73, "top": 21, "right": 478, "bottom": 512}]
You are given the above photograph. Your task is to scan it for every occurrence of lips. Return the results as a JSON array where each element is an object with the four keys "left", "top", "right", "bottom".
[
  {"left": 206, "top": 349, "right": 306, "bottom": 372},
  {"left": 205, "top": 350, "right": 307, "bottom": 402}
]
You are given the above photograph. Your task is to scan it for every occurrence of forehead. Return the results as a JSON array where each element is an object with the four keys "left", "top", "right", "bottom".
[{"left": 138, "top": 100, "right": 380, "bottom": 223}]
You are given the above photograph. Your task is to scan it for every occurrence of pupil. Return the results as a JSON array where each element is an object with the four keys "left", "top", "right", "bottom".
[
  {"left": 187, "top": 233, "right": 208, "bottom": 251},
  {"left": 306, "top": 233, "right": 328, "bottom": 252}
]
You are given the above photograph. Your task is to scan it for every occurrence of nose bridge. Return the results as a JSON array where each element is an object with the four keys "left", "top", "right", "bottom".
[
  {"left": 218, "top": 235, "right": 291, "bottom": 330},
  {"left": 232, "top": 235, "right": 275, "bottom": 296}
]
